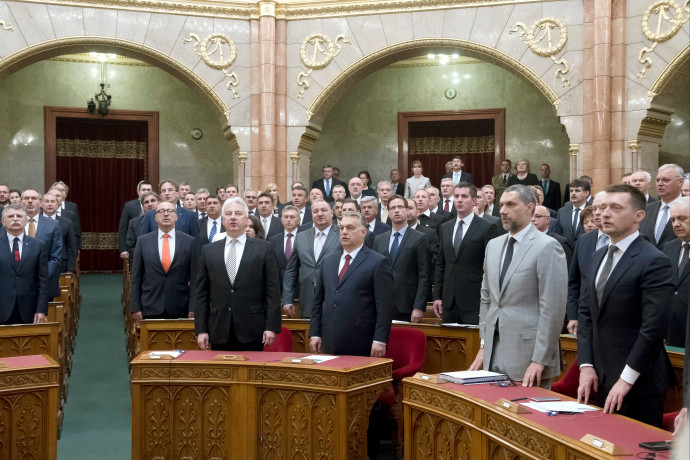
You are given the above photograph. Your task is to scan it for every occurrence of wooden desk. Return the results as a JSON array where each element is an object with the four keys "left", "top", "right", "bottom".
[
  {"left": 282, "top": 319, "right": 481, "bottom": 374},
  {"left": 139, "top": 319, "right": 198, "bottom": 352},
  {"left": 0, "top": 355, "right": 60, "bottom": 459},
  {"left": 131, "top": 350, "right": 392, "bottom": 459},
  {"left": 403, "top": 377, "right": 671, "bottom": 460}
]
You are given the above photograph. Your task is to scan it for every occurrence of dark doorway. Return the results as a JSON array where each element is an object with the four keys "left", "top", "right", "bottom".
[
  {"left": 44, "top": 107, "right": 159, "bottom": 272},
  {"left": 398, "top": 109, "right": 505, "bottom": 187}
]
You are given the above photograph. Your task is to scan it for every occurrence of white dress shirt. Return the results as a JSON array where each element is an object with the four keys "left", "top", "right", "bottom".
[
  {"left": 454, "top": 213, "right": 475, "bottom": 247},
  {"left": 24, "top": 215, "right": 40, "bottom": 236},
  {"left": 7, "top": 232, "right": 24, "bottom": 258},
  {"left": 500, "top": 223, "right": 533, "bottom": 274},
  {"left": 224, "top": 233, "right": 247, "bottom": 275},
  {"left": 655, "top": 196, "right": 682, "bottom": 236},
  {"left": 157, "top": 229, "right": 176, "bottom": 264},
  {"left": 313, "top": 225, "right": 332, "bottom": 260},
  {"left": 572, "top": 203, "right": 586, "bottom": 227}
]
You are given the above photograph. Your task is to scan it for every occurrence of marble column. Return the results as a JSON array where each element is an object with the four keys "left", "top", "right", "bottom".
[{"left": 275, "top": 15, "right": 288, "bottom": 199}]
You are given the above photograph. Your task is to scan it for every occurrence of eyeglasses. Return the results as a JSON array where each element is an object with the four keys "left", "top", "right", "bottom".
[{"left": 156, "top": 209, "right": 176, "bottom": 215}]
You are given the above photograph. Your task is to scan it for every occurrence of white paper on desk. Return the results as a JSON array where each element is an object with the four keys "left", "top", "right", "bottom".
[
  {"left": 521, "top": 401, "right": 600, "bottom": 413},
  {"left": 441, "top": 323, "right": 480, "bottom": 328},
  {"left": 392, "top": 320, "right": 411, "bottom": 324},
  {"left": 301, "top": 355, "right": 339, "bottom": 363},
  {"left": 149, "top": 350, "right": 185, "bottom": 358}
]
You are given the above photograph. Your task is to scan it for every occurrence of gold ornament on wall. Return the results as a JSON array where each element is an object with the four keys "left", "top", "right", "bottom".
[
  {"left": 510, "top": 18, "right": 570, "bottom": 87},
  {"left": 637, "top": 0, "right": 690, "bottom": 78},
  {"left": 184, "top": 32, "right": 240, "bottom": 98},
  {"left": 0, "top": 19, "right": 14, "bottom": 40},
  {"left": 297, "top": 33, "right": 351, "bottom": 98}
]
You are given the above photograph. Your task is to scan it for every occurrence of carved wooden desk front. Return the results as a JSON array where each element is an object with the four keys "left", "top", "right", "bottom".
[
  {"left": 131, "top": 350, "right": 392, "bottom": 460},
  {"left": 0, "top": 354, "right": 60, "bottom": 460}
]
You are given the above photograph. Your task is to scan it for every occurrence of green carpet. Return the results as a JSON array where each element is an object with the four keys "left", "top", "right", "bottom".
[{"left": 57, "top": 274, "right": 131, "bottom": 459}]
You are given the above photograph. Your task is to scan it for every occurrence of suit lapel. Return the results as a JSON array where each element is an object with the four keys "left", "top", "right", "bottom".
[
  {"left": 232, "top": 238, "right": 255, "bottom": 286},
  {"left": 0, "top": 231, "right": 16, "bottom": 271},
  {"left": 305, "top": 228, "right": 316, "bottom": 263},
  {"left": 167, "top": 236, "right": 187, "bottom": 272},
  {"left": 499, "top": 227, "right": 536, "bottom": 296},
  {"left": 317, "top": 227, "right": 339, "bottom": 263},
  {"left": 455, "top": 216, "right": 480, "bottom": 260},
  {"left": 600, "top": 239, "right": 641, "bottom": 309},
  {"left": 18, "top": 237, "right": 33, "bottom": 272},
  {"left": 392, "top": 230, "right": 410, "bottom": 266},
  {"left": 339, "top": 246, "right": 369, "bottom": 286},
  {"left": 588, "top": 248, "right": 607, "bottom": 314}
]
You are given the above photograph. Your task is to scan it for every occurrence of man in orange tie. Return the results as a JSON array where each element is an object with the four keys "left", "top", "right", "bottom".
[{"left": 130, "top": 201, "right": 199, "bottom": 320}]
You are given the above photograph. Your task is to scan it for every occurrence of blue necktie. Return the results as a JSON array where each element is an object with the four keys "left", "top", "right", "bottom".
[
  {"left": 389, "top": 232, "right": 401, "bottom": 260},
  {"left": 596, "top": 233, "right": 608, "bottom": 250},
  {"left": 655, "top": 205, "right": 669, "bottom": 243},
  {"left": 572, "top": 208, "right": 580, "bottom": 235},
  {"left": 325, "top": 179, "right": 331, "bottom": 197},
  {"left": 209, "top": 221, "right": 217, "bottom": 241}
]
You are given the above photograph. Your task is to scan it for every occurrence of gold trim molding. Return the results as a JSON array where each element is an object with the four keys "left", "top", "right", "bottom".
[
  {"left": 12, "top": 0, "right": 560, "bottom": 21},
  {"left": 307, "top": 38, "right": 560, "bottom": 122},
  {"left": 0, "top": 36, "right": 231, "bottom": 121},
  {"left": 510, "top": 18, "right": 570, "bottom": 86},
  {"left": 648, "top": 43, "right": 690, "bottom": 100}
]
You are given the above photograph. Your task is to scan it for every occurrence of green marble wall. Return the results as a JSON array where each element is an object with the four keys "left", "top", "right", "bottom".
[
  {"left": 0, "top": 59, "right": 232, "bottom": 192},
  {"left": 660, "top": 85, "right": 690, "bottom": 171},
  {"left": 310, "top": 62, "right": 570, "bottom": 188}
]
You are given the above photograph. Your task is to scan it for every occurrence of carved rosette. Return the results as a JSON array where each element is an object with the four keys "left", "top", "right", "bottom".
[
  {"left": 637, "top": 0, "right": 690, "bottom": 78},
  {"left": 510, "top": 18, "right": 570, "bottom": 86},
  {"left": 297, "top": 33, "right": 351, "bottom": 98},
  {"left": 484, "top": 414, "right": 555, "bottom": 459},
  {"left": 184, "top": 32, "right": 240, "bottom": 98}
]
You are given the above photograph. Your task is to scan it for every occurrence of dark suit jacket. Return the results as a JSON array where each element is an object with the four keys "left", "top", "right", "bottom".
[
  {"left": 312, "top": 178, "right": 349, "bottom": 202},
  {"left": 118, "top": 199, "right": 142, "bottom": 252},
  {"left": 60, "top": 208, "right": 81, "bottom": 249},
  {"left": 31, "top": 215, "right": 63, "bottom": 298},
  {"left": 310, "top": 246, "right": 394, "bottom": 356},
  {"left": 662, "top": 239, "right": 690, "bottom": 347},
  {"left": 578, "top": 236, "right": 675, "bottom": 396},
  {"left": 0, "top": 231, "right": 49, "bottom": 323},
  {"left": 434, "top": 215, "right": 500, "bottom": 317},
  {"left": 268, "top": 231, "right": 298, "bottom": 298},
  {"left": 418, "top": 212, "right": 444, "bottom": 234},
  {"left": 413, "top": 223, "right": 440, "bottom": 301},
  {"left": 127, "top": 215, "right": 145, "bottom": 260},
  {"left": 140, "top": 205, "right": 200, "bottom": 238},
  {"left": 541, "top": 179, "right": 562, "bottom": 210},
  {"left": 195, "top": 236, "right": 281, "bottom": 344},
  {"left": 437, "top": 198, "right": 457, "bottom": 218},
  {"left": 443, "top": 171, "right": 473, "bottom": 185},
  {"left": 546, "top": 229, "right": 573, "bottom": 271},
  {"left": 391, "top": 183, "right": 404, "bottom": 196},
  {"left": 566, "top": 230, "right": 599, "bottom": 321},
  {"left": 366, "top": 220, "right": 391, "bottom": 237},
  {"left": 640, "top": 199, "right": 678, "bottom": 248},
  {"left": 49, "top": 215, "right": 77, "bottom": 273},
  {"left": 198, "top": 216, "right": 225, "bottom": 246},
  {"left": 263, "top": 215, "right": 284, "bottom": 239},
  {"left": 373, "top": 228, "right": 429, "bottom": 315},
  {"left": 130, "top": 231, "right": 199, "bottom": 317},
  {"left": 554, "top": 202, "right": 589, "bottom": 242},
  {"left": 482, "top": 214, "right": 506, "bottom": 235}
]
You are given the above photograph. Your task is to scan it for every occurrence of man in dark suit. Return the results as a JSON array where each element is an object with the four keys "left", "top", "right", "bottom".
[
  {"left": 341, "top": 200, "right": 376, "bottom": 248},
  {"left": 475, "top": 188, "right": 506, "bottom": 234},
  {"left": 257, "top": 193, "right": 283, "bottom": 239},
  {"left": 130, "top": 201, "right": 199, "bottom": 320},
  {"left": 414, "top": 189, "right": 444, "bottom": 233},
  {"left": 361, "top": 196, "right": 390, "bottom": 236},
  {"left": 269, "top": 205, "right": 300, "bottom": 296},
  {"left": 140, "top": 180, "right": 199, "bottom": 238},
  {"left": 630, "top": 171, "right": 657, "bottom": 204},
  {"left": 482, "top": 186, "right": 501, "bottom": 217},
  {"left": 433, "top": 183, "right": 500, "bottom": 324},
  {"left": 664, "top": 198, "right": 690, "bottom": 347},
  {"left": 287, "top": 185, "right": 312, "bottom": 226},
  {"left": 532, "top": 205, "right": 573, "bottom": 269},
  {"left": 195, "top": 197, "right": 281, "bottom": 351},
  {"left": 312, "top": 164, "right": 348, "bottom": 203},
  {"left": 41, "top": 192, "right": 77, "bottom": 274},
  {"left": 376, "top": 181, "right": 394, "bottom": 224},
  {"left": 127, "top": 192, "right": 159, "bottom": 260},
  {"left": 640, "top": 164, "right": 684, "bottom": 248},
  {"left": 0, "top": 205, "right": 49, "bottom": 325},
  {"left": 407, "top": 198, "right": 440, "bottom": 300},
  {"left": 554, "top": 178, "right": 591, "bottom": 242},
  {"left": 539, "top": 164, "right": 562, "bottom": 210},
  {"left": 577, "top": 185, "right": 675, "bottom": 428},
  {"left": 198, "top": 195, "right": 224, "bottom": 247},
  {"left": 373, "top": 195, "right": 429, "bottom": 322},
  {"left": 389, "top": 169, "right": 404, "bottom": 196},
  {"left": 282, "top": 200, "right": 341, "bottom": 318},
  {"left": 21, "top": 189, "right": 62, "bottom": 299},
  {"left": 442, "top": 155, "right": 473, "bottom": 185},
  {"left": 49, "top": 184, "right": 82, "bottom": 249},
  {"left": 437, "top": 178, "right": 457, "bottom": 219},
  {"left": 118, "top": 180, "right": 153, "bottom": 260},
  {"left": 310, "top": 211, "right": 394, "bottom": 357}
]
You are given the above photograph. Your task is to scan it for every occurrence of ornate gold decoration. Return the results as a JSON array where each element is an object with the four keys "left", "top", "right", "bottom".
[
  {"left": 637, "top": 0, "right": 690, "bottom": 78},
  {"left": 408, "top": 388, "right": 474, "bottom": 421},
  {"left": 648, "top": 43, "right": 690, "bottom": 99},
  {"left": 259, "top": 0, "right": 277, "bottom": 17},
  {"left": 0, "top": 20, "right": 14, "bottom": 39},
  {"left": 485, "top": 414, "right": 555, "bottom": 459},
  {"left": 289, "top": 151, "right": 300, "bottom": 164},
  {"left": 237, "top": 151, "right": 248, "bottom": 164},
  {"left": 56, "top": 139, "right": 147, "bottom": 159},
  {"left": 0, "top": 372, "right": 52, "bottom": 389},
  {"left": 639, "top": 114, "right": 672, "bottom": 138},
  {"left": 510, "top": 18, "right": 570, "bottom": 86},
  {"left": 255, "top": 369, "right": 339, "bottom": 387},
  {"left": 81, "top": 232, "right": 118, "bottom": 250},
  {"left": 568, "top": 143, "right": 579, "bottom": 156},
  {"left": 410, "top": 135, "right": 495, "bottom": 154},
  {"left": 410, "top": 409, "right": 472, "bottom": 459},
  {"left": 297, "top": 33, "right": 351, "bottom": 98},
  {"left": 346, "top": 367, "right": 392, "bottom": 386},
  {"left": 628, "top": 139, "right": 642, "bottom": 154},
  {"left": 0, "top": 36, "right": 230, "bottom": 122},
  {"left": 184, "top": 33, "right": 240, "bottom": 99}
]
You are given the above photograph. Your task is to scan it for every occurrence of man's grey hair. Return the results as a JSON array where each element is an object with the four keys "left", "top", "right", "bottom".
[
  {"left": 2, "top": 204, "right": 26, "bottom": 219},
  {"left": 244, "top": 188, "right": 257, "bottom": 196},
  {"left": 659, "top": 164, "right": 685, "bottom": 177},
  {"left": 632, "top": 170, "right": 652, "bottom": 182},
  {"left": 481, "top": 184, "right": 496, "bottom": 191},
  {"left": 425, "top": 186, "right": 440, "bottom": 194},
  {"left": 333, "top": 184, "right": 346, "bottom": 192},
  {"left": 341, "top": 211, "right": 366, "bottom": 229},
  {"left": 440, "top": 177, "right": 454, "bottom": 185},
  {"left": 140, "top": 191, "right": 160, "bottom": 204},
  {"left": 222, "top": 197, "right": 249, "bottom": 216},
  {"left": 670, "top": 196, "right": 690, "bottom": 212},
  {"left": 195, "top": 188, "right": 210, "bottom": 195},
  {"left": 377, "top": 180, "right": 392, "bottom": 189},
  {"left": 361, "top": 196, "right": 377, "bottom": 205},
  {"left": 504, "top": 184, "right": 537, "bottom": 207},
  {"left": 281, "top": 205, "right": 299, "bottom": 215}
]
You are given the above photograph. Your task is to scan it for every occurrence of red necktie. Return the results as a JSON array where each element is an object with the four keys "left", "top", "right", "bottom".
[
  {"left": 338, "top": 254, "right": 351, "bottom": 282},
  {"left": 444, "top": 199, "right": 450, "bottom": 212},
  {"left": 162, "top": 234, "right": 171, "bottom": 272}
]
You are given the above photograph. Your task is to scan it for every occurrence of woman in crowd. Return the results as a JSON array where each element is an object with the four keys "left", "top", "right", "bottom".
[
  {"left": 580, "top": 207, "right": 597, "bottom": 233},
  {"left": 404, "top": 160, "right": 432, "bottom": 198},
  {"left": 246, "top": 215, "right": 265, "bottom": 239},
  {"left": 507, "top": 159, "right": 540, "bottom": 186},
  {"left": 8, "top": 189, "right": 21, "bottom": 205},
  {"left": 358, "top": 170, "right": 378, "bottom": 198},
  {"left": 264, "top": 182, "right": 281, "bottom": 216}
]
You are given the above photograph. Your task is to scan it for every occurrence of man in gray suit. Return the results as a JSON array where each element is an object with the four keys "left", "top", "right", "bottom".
[
  {"left": 282, "top": 200, "right": 341, "bottom": 318},
  {"left": 469, "top": 185, "right": 567, "bottom": 388}
]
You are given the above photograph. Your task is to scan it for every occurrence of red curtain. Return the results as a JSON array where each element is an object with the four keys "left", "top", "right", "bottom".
[
  {"left": 408, "top": 119, "right": 495, "bottom": 187},
  {"left": 56, "top": 117, "right": 148, "bottom": 272}
]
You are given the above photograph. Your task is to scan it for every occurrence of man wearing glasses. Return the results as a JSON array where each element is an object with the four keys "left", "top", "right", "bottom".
[
  {"left": 140, "top": 179, "right": 200, "bottom": 238},
  {"left": 130, "top": 201, "right": 199, "bottom": 320},
  {"left": 640, "top": 164, "right": 684, "bottom": 248}
]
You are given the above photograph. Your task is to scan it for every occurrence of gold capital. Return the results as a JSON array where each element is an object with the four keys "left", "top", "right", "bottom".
[
  {"left": 568, "top": 143, "right": 579, "bottom": 156},
  {"left": 238, "top": 151, "right": 248, "bottom": 164},
  {"left": 259, "top": 1, "right": 276, "bottom": 17},
  {"left": 627, "top": 140, "right": 642, "bottom": 154},
  {"left": 289, "top": 151, "right": 300, "bottom": 164}
]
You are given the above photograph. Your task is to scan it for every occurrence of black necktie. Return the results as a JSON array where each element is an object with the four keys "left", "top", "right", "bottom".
[
  {"left": 499, "top": 237, "right": 516, "bottom": 289},
  {"left": 679, "top": 242, "right": 689, "bottom": 275},
  {"left": 596, "top": 245, "right": 619, "bottom": 304},
  {"left": 12, "top": 237, "right": 20, "bottom": 267},
  {"left": 453, "top": 221, "right": 464, "bottom": 254}
]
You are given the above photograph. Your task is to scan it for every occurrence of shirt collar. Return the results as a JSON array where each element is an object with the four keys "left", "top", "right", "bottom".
[
  {"left": 597, "top": 229, "right": 608, "bottom": 239},
  {"left": 573, "top": 202, "right": 586, "bottom": 211},
  {"left": 609, "top": 231, "right": 639, "bottom": 252},
  {"left": 457, "top": 213, "right": 474, "bottom": 227},
  {"left": 8, "top": 232, "right": 24, "bottom": 244},
  {"left": 226, "top": 233, "right": 247, "bottom": 246},
  {"left": 285, "top": 230, "right": 296, "bottom": 237},
  {"left": 422, "top": 209, "right": 431, "bottom": 217},
  {"left": 315, "top": 225, "right": 331, "bottom": 237},
  {"left": 343, "top": 244, "right": 364, "bottom": 259},
  {"left": 509, "top": 222, "right": 534, "bottom": 242},
  {"left": 391, "top": 225, "right": 408, "bottom": 237},
  {"left": 661, "top": 195, "right": 682, "bottom": 207},
  {"left": 158, "top": 228, "right": 176, "bottom": 239}
]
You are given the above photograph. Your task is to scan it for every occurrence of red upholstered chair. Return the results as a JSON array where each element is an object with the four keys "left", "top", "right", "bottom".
[
  {"left": 263, "top": 326, "right": 293, "bottom": 352},
  {"left": 372, "top": 327, "right": 426, "bottom": 458},
  {"left": 551, "top": 357, "right": 580, "bottom": 399},
  {"left": 662, "top": 411, "right": 680, "bottom": 432}
]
